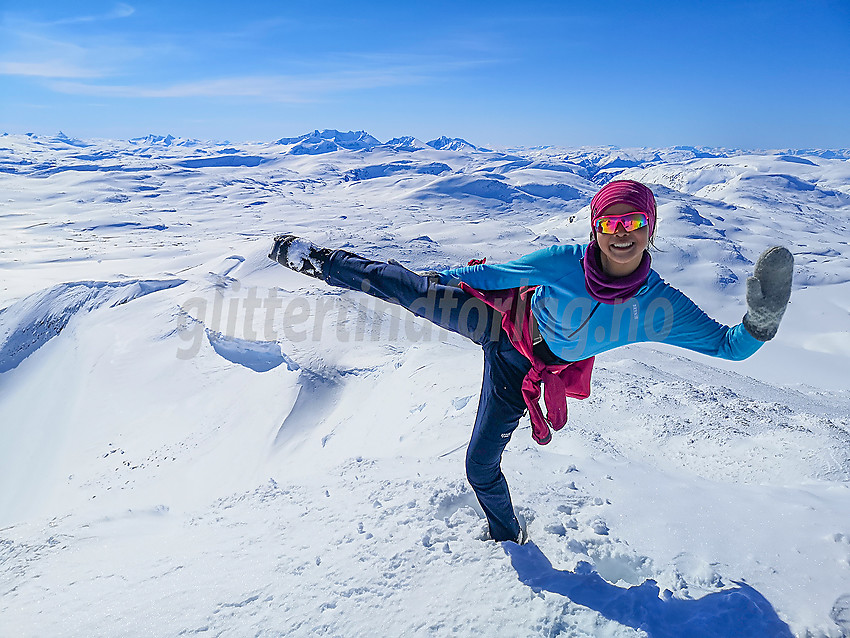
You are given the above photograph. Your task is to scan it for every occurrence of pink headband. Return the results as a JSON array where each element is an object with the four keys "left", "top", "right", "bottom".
[{"left": 590, "top": 180, "right": 657, "bottom": 237}]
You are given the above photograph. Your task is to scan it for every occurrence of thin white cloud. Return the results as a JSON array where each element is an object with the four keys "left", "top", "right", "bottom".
[
  {"left": 47, "top": 3, "right": 136, "bottom": 26},
  {"left": 49, "top": 67, "right": 433, "bottom": 102},
  {"left": 0, "top": 6, "right": 495, "bottom": 99},
  {"left": 111, "top": 3, "right": 136, "bottom": 19},
  {"left": 0, "top": 7, "right": 143, "bottom": 80},
  {"left": 0, "top": 60, "right": 105, "bottom": 79},
  {"left": 43, "top": 55, "right": 490, "bottom": 101}
]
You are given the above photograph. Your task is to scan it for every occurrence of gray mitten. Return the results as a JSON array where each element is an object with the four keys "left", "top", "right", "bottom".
[{"left": 743, "top": 246, "right": 794, "bottom": 341}]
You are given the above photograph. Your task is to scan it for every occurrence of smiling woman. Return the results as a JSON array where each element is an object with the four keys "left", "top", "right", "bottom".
[{"left": 267, "top": 178, "right": 795, "bottom": 544}]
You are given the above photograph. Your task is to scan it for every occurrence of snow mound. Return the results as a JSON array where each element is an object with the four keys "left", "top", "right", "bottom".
[
  {"left": 776, "top": 155, "right": 819, "bottom": 166},
  {"left": 0, "top": 279, "right": 185, "bottom": 373},
  {"left": 516, "top": 182, "right": 582, "bottom": 200},
  {"left": 176, "top": 156, "right": 266, "bottom": 169},
  {"left": 344, "top": 161, "right": 451, "bottom": 181},
  {"left": 273, "top": 369, "right": 342, "bottom": 447},
  {"left": 527, "top": 160, "right": 589, "bottom": 176},
  {"left": 413, "top": 174, "right": 532, "bottom": 202}
]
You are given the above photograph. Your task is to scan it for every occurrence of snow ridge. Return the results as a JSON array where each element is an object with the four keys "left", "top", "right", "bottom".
[{"left": 0, "top": 279, "right": 185, "bottom": 373}]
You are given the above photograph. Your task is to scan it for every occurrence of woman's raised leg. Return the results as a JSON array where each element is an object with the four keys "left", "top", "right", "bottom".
[{"left": 323, "top": 250, "right": 499, "bottom": 345}]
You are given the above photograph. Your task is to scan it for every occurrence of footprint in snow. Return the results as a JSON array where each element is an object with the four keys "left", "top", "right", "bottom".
[
  {"left": 431, "top": 486, "right": 484, "bottom": 521},
  {"left": 206, "top": 255, "right": 245, "bottom": 288},
  {"left": 451, "top": 395, "right": 473, "bottom": 410}
]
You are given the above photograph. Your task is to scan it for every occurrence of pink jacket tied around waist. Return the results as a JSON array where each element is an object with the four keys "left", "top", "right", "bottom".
[{"left": 460, "top": 283, "right": 594, "bottom": 445}]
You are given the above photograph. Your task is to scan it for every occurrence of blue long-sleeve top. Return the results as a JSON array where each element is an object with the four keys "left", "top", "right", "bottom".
[{"left": 439, "top": 244, "right": 762, "bottom": 362}]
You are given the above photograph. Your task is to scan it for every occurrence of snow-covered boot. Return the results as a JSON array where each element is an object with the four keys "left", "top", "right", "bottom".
[
  {"left": 514, "top": 512, "right": 529, "bottom": 545},
  {"left": 268, "top": 235, "right": 334, "bottom": 280}
]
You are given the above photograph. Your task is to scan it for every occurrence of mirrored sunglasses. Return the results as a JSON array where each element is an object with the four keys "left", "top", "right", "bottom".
[{"left": 594, "top": 212, "right": 650, "bottom": 235}]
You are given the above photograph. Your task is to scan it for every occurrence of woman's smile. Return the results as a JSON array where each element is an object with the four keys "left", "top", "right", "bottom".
[{"left": 611, "top": 240, "right": 635, "bottom": 249}]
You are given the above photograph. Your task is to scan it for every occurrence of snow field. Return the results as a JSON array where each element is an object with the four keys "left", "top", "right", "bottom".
[{"left": 1, "top": 131, "right": 850, "bottom": 636}]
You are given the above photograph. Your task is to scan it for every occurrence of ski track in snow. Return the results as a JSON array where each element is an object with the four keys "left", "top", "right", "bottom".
[{"left": 1, "top": 131, "right": 850, "bottom": 637}]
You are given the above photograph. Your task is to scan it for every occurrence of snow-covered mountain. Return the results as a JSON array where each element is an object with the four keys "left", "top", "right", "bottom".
[
  {"left": 1, "top": 131, "right": 849, "bottom": 637},
  {"left": 273, "top": 129, "right": 383, "bottom": 154},
  {"left": 426, "top": 135, "right": 485, "bottom": 152}
]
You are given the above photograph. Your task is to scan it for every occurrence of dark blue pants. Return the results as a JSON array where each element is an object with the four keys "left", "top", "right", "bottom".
[{"left": 324, "top": 252, "right": 531, "bottom": 541}]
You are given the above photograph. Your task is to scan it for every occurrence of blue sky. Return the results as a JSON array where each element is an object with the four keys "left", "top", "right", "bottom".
[{"left": 1, "top": 0, "right": 848, "bottom": 148}]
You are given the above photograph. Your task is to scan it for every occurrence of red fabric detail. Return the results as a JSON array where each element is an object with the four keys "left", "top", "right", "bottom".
[
  {"left": 459, "top": 283, "right": 594, "bottom": 445},
  {"left": 467, "top": 258, "right": 487, "bottom": 266}
]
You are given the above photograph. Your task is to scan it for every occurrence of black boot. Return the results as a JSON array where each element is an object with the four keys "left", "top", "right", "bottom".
[{"left": 268, "top": 235, "right": 334, "bottom": 280}]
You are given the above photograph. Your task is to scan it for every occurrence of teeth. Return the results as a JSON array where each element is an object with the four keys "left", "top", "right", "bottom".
[{"left": 613, "top": 242, "right": 633, "bottom": 248}]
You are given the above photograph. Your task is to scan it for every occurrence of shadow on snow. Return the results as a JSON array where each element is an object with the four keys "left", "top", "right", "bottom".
[{"left": 504, "top": 542, "right": 792, "bottom": 638}]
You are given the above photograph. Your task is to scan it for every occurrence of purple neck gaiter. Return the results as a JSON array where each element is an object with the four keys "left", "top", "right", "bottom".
[{"left": 582, "top": 241, "right": 652, "bottom": 305}]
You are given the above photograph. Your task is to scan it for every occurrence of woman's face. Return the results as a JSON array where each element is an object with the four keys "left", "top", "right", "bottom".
[{"left": 595, "top": 202, "right": 650, "bottom": 277}]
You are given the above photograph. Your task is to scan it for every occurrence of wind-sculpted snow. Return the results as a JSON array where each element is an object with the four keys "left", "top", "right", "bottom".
[
  {"left": 272, "top": 368, "right": 343, "bottom": 447},
  {"left": 0, "top": 279, "right": 185, "bottom": 373},
  {"left": 344, "top": 161, "right": 451, "bottom": 181},
  {"left": 516, "top": 182, "right": 582, "bottom": 200},
  {"left": 82, "top": 221, "right": 167, "bottom": 231},
  {"left": 1, "top": 131, "right": 849, "bottom": 636},
  {"left": 413, "top": 173, "right": 533, "bottom": 202},
  {"left": 28, "top": 162, "right": 155, "bottom": 177},
  {"left": 205, "top": 330, "right": 294, "bottom": 373},
  {"left": 53, "top": 132, "right": 92, "bottom": 148},
  {"left": 673, "top": 203, "right": 715, "bottom": 228},
  {"left": 176, "top": 155, "right": 266, "bottom": 169}
]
